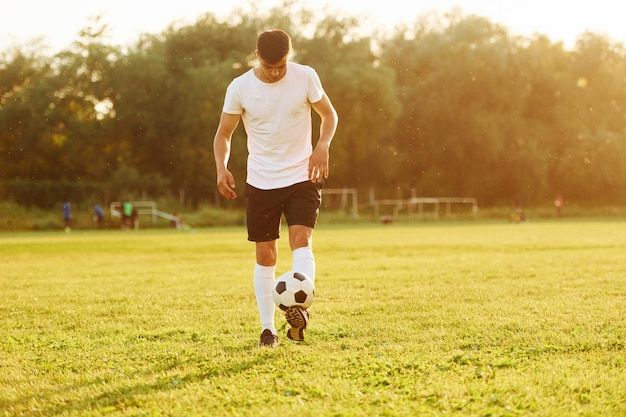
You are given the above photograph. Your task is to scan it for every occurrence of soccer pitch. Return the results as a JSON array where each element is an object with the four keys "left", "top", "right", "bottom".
[{"left": 1, "top": 220, "right": 625, "bottom": 416}]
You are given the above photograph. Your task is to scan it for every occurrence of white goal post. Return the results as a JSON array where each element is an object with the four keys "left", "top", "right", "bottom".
[
  {"left": 322, "top": 188, "right": 358, "bottom": 217},
  {"left": 110, "top": 201, "right": 180, "bottom": 224},
  {"left": 373, "top": 197, "right": 478, "bottom": 219}
]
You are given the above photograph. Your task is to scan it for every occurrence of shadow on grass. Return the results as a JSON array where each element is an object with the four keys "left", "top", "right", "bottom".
[{"left": 4, "top": 331, "right": 281, "bottom": 416}]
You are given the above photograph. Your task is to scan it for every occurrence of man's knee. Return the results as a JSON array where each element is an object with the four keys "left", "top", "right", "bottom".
[
  {"left": 256, "top": 241, "right": 278, "bottom": 266},
  {"left": 289, "top": 225, "right": 313, "bottom": 250}
]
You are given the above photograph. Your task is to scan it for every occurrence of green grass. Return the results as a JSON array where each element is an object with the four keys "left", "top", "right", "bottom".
[{"left": 1, "top": 220, "right": 625, "bottom": 416}]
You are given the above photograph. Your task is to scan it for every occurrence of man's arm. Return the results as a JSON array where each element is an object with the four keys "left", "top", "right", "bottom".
[
  {"left": 213, "top": 112, "right": 241, "bottom": 199},
  {"left": 310, "top": 93, "right": 338, "bottom": 182}
]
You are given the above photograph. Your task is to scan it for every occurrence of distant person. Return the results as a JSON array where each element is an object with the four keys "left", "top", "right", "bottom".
[
  {"left": 63, "top": 201, "right": 72, "bottom": 232},
  {"left": 93, "top": 204, "right": 105, "bottom": 229},
  {"left": 554, "top": 195, "right": 564, "bottom": 217},
  {"left": 213, "top": 29, "right": 338, "bottom": 347},
  {"left": 131, "top": 205, "right": 139, "bottom": 230},
  {"left": 511, "top": 198, "right": 525, "bottom": 223},
  {"left": 121, "top": 201, "right": 133, "bottom": 230}
]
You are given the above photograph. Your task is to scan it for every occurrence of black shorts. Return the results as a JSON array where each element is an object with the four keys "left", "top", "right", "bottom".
[{"left": 245, "top": 181, "right": 322, "bottom": 242}]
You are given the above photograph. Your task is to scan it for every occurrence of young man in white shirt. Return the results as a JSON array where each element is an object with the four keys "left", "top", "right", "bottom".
[{"left": 213, "top": 29, "right": 338, "bottom": 347}]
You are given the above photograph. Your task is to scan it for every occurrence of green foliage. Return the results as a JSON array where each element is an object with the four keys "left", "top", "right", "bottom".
[
  {"left": 1, "top": 222, "right": 625, "bottom": 416},
  {"left": 2, "top": 5, "right": 626, "bottom": 208}
]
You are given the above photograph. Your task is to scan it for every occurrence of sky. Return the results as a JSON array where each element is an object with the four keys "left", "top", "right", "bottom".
[{"left": 0, "top": 0, "right": 623, "bottom": 53}]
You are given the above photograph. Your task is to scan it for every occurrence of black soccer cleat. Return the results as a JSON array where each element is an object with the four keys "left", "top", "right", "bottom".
[
  {"left": 259, "top": 329, "right": 278, "bottom": 348},
  {"left": 285, "top": 306, "right": 309, "bottom": 342}
]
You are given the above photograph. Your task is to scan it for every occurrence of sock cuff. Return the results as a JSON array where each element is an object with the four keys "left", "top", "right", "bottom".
[
  {"left": 255, "top": 264, "right": 276, "bottom": 279},
  {"left": 292, "top": 246, "right": 314, "bottom": 259}
]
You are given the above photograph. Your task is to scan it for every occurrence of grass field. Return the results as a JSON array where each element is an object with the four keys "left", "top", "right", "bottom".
[{"left": 1, "top": 220, "right": 625, "bottom": 416}]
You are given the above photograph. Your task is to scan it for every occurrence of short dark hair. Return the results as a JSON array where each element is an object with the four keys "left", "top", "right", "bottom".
[{"left": 256, "top": 29, "right": 291, "bottom": 64}]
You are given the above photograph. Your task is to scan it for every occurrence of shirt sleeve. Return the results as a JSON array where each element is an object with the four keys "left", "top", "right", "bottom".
[
  {"left": 307, "top": 67, "right": 325, "bottom": 104},
  {"left": 222, "top": 79, "right": 243, "bottom": 115}
]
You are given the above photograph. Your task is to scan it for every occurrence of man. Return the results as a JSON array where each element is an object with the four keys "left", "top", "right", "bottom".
[
  {"left": 93, "top": 204, "right": 105, "bottom": 229},
  {"left": 63, "top": 201, "right": 72, "bottom": 233},
  {"left": 213, "top": 29, "right": 338, "bottom": 348}
]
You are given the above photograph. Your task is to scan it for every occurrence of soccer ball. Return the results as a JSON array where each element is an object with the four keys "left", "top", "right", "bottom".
[{"left": 272, "top": 271, "right": 315, "bottom": 309}]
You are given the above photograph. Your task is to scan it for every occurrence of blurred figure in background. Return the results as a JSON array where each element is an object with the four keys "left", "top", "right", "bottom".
[
  {"left": 554, "top": 194, "right": 564, "bottom": 217},
  {"left": 63, "top": 201, "right": 72, "bottom": 232},
  {"left": 93, "top": 204, "right": 105, "bottom": 229}
]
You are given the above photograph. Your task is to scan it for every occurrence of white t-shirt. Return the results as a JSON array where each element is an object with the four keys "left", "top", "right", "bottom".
[{"left": 222, "top": 62, "right": 324, "bottom": 189}]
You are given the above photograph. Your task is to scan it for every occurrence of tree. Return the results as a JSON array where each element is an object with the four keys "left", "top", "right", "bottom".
[
  {"left": 2, "top": 6, "right": 626, "bottom": 209},
  {"left": 296, "top": 15, "right": 400, "bottom": 190}
]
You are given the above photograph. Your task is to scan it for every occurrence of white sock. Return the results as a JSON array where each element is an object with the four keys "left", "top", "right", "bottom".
[
  {"left": 292, "top": 247, "right": 316, "bottom": 283},
  {"left": 254, "top": 264, "right": 276, "bottom": 334}
]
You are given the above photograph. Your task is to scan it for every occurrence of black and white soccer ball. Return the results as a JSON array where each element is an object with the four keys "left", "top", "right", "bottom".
[{"left": 272, "top": 271, "right": 315, "bottom": 309}]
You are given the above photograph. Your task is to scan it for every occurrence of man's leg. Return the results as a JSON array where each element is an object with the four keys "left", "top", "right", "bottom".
[
  {"left": 255, "top": 240, "right": 278, "bottom": 347},
  {"left": 282, "top": 181, "right": 322, "bottom": 342},
  {"left": 285, "top": 225, "right": 314, "bottom": 341},
  {"left": 289, "top": 225, "right": 315, "bottom": 282},
  {"left": 246, "top": 183, "right": 283, "bottom": 347}
]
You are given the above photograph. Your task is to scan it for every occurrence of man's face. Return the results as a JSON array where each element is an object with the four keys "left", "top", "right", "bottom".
[{"left": 257, "top": 52, "right": 288, "bottom": 83}]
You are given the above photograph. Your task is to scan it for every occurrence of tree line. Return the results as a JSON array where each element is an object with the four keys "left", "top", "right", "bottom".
[{"left": 1, "top": 2, "right": 625, "bottom": 209}]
